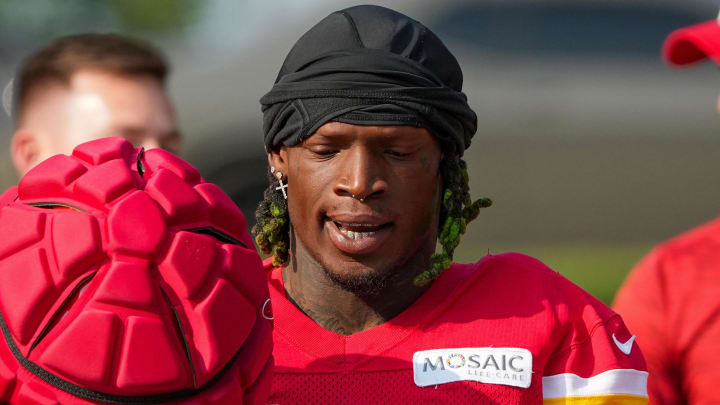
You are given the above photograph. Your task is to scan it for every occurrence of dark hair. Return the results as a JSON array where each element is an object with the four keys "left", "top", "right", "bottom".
[
  {"left": 14, "top": 33, "right": 168, "bottom": 122},
  {"left": 252, "top": 154, "right": 491, "bottom": 286}
]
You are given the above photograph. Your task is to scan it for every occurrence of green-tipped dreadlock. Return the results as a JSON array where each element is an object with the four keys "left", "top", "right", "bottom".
[
  {"left": 252, "top": 168, "right": 290, "bottom": 267},
  {"left": 252, "top": 156, "right": 491, "bottom": 285},
  {"left": 413, "top": 155, "right": 492, "bottom": 286}
]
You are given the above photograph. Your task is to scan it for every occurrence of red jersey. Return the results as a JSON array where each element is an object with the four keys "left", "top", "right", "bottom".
[
  {"left": 266, "top": 252, "right": 648, "bottom": 404},
  {"left": 614, "top": 217, "right": 720, "bottom": 404}
]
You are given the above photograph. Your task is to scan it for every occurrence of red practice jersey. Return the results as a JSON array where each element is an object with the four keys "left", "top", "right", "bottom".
[
  {"left": 266, "top": 252, "right": 648, "bottom": 404},
  {"left": 614, "top": 217, "right": 720, "bottom": 404}
]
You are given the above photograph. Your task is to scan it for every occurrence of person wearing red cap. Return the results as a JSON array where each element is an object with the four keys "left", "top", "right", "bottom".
[{"left": 613, "top": 16, "right": 720, "bottom": 405}]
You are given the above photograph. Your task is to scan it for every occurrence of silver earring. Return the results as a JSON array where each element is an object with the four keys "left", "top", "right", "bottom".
[
  {"left": 261, "top": 298, "right": 274, "bottom": 320},
  {"left": 275, "top": 171, "right": 288, "bottom": 199}
]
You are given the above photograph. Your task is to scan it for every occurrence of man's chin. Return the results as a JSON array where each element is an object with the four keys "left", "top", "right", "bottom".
[{"left": 322, "top": 263, "right": 395, "bottom": 296}]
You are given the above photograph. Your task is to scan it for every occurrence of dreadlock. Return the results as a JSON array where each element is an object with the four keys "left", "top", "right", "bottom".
[
  {"left": 414, "top": 155, "right": 492, "bottom": 286},
  {"left": 252, "top": 168, "right": 290, "bottom": 268},
  {"left": 252, "top": 155, "right": 491, "bottom": 286}
]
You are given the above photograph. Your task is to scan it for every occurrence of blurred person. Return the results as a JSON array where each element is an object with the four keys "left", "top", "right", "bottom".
[
  {"left": 254, "top": 5, "right": 648, "bottom": 404},
  {"left": 8, "top": 33, "right": 181, "bottom": 175},
  {"left": 614, "top": 15, "right": 720, "bottom": 405}
]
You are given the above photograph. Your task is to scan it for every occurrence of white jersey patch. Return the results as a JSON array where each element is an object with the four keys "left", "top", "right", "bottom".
[{"left": 413, "top": 347, "right": 532, "bottom": 389}]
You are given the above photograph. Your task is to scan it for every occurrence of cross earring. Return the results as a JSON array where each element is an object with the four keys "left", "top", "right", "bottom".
[{"left": 272, "top": 168, "right": 288, "bottom": 199}]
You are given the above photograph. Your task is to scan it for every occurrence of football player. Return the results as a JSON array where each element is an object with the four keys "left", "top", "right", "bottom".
[
  {"left": 614, "top": 15, "right": 720, "bottom": 404},
  {"left": 254, "top": 5, "right": 649, "bottom": 404},
  {"left": 9, "top": 33, "right": 181, "bottom": 175}
]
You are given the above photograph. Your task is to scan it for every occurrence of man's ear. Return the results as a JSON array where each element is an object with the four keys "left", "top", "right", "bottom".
[
  {"left": 267, "top": 148, "right": 289, "bottom": 176},
  {"left": 10, "top": 129, "right": 41, "bottom": 175}
]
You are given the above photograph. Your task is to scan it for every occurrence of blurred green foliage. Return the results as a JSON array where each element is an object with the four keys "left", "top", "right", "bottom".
[
  {"left": 0, "top": 0, "right": 201, "bottom": 58},
  {"left": 109, "top": 0, "right": 201, "bottom": 33}
]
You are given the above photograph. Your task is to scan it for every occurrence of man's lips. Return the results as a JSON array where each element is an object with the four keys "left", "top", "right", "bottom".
[{"left": 324, "top": 214, "right": 393, "bottom": 255}]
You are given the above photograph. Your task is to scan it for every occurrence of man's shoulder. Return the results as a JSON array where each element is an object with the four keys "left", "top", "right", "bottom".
[
  {"left": 454, "top": 250, "right": 554, "bottom": 274},
  {"left": 614, "top": 216, "right": 720, "bottom": 316},
  {"left": 450, "top": 252, "right": 605, "bottom": 318},
  {"left": 627, "top": 216, "right": 720, "bottom": 285},
  {"left": 652, "top": 216, "right": 720, "bottom": 261},
  {"left": 452, "top": 251, "right": 570, "bottom": 292}
]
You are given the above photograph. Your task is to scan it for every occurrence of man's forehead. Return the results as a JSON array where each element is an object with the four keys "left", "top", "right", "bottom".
[
  {"left": 69, "top": 69, "right": 158, "bottom": 90},
  {"left": 68, "top": 70, "right": 174, "bottom": 123}
]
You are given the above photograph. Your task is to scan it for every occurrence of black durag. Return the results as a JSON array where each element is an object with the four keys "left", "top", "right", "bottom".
[{"left": 260, "top": 5, "right": 477, "bottom": 156}]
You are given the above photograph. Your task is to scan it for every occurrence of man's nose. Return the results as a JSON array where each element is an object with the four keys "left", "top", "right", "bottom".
[{"left": 333, "top": 148, "right": 388, "bottom": 201}]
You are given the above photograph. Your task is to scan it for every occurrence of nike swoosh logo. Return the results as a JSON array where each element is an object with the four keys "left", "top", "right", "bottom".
[{"left": 612, "top": 333, "right": 636, "bottom": 355}]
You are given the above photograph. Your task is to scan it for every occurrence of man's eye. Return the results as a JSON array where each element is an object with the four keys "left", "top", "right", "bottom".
[
  {"left": 386, "top": 150, "right": 410, "bottom": 158},
  {"left": 312, "top": 149, "right": 338, "bottom": 157}
]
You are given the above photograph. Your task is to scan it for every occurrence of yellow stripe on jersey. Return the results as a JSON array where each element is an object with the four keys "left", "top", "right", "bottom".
[
  {"left": 542, "top": 369, "right": 648, "bottom": 401},
  {"left": 544, "top": 394, "right": 648, "bottom": 405}
]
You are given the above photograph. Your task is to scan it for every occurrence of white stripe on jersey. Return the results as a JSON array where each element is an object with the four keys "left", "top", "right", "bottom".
[{"left": 542, "top": 369, "right": 648, "bottom": 398}]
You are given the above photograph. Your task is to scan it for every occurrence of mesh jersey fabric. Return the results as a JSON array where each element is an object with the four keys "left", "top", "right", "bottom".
[
  {"left": 266, "top": 252, "right": 648, "bottom": 404},
  {"left": 614, "top": 216, "right": 720, "bottom": 404},
  {"left": 270, "top": 369, "right": 543, "bottom": 404}
]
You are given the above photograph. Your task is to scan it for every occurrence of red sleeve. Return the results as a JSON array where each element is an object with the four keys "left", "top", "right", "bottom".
[
  {"left": 615, "top": 241, "right": 720, "bottom": 405},
  {"left": 613, "top": 249, "right": 680, "bottom": 404},
  {"left": 543, "top": 274, "right": 648, "bottom": 403}
]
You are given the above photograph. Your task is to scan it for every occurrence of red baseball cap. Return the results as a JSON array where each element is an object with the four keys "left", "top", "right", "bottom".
[{"left": 664, "top": 17, "right": 720, "bottom": 66}]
